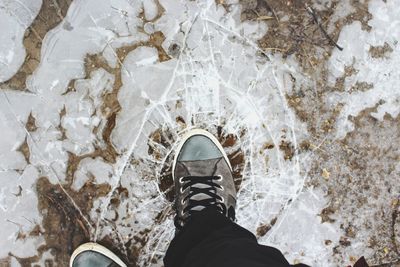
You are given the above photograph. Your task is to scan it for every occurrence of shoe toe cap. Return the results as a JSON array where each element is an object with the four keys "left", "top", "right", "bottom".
[
  {"left": 72, "top": 251, "right": 117, "bottom": 267},
  {"left": 178, "top": 135, "right": 222, "bottom": 161}
]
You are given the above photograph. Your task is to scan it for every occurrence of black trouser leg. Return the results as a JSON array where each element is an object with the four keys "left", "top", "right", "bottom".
[{"left": 164, "top": 208, "right": 309, "bottom": 267}]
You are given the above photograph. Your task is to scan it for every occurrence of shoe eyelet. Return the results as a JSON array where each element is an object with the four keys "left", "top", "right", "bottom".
[
  {"left": 220, "top": 196, "right": 225, "bottom": 203},
  {"left": 179, "top": 177, "right": 185, "bottom": 184},
  {"left": 217, "top": 175, "right": 223, "bottom": 181},
  {"left": 180, "top": 187, "right": 185, "bottom": 193},
  {"left": 220, "top": 185, "right": 224, "bottom": 191},
  {"left": 181, "top": 198, "right": 186, "bottom": 205}
]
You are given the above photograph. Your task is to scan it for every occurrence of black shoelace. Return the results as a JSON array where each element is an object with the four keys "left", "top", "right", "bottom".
[{"left": 174, "top": 175, "right": 226, "bottom": 228}]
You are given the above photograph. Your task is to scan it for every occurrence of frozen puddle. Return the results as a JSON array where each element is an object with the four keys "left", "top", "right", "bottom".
[{"left": 0, "top": 0, "right": 399, "bottom": 266}]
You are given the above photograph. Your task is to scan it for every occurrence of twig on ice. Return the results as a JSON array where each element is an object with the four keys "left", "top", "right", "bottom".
[{"left": 306, "top": 4, "right": 343, "bottom": 51}]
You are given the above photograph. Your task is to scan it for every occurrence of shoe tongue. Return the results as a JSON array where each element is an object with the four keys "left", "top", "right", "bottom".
[
  {"left": 190, "top": 183, "right": 217, "bottom": 211},
  {"left": 178, "top": 159, "right": 221, "bottom": 211}
]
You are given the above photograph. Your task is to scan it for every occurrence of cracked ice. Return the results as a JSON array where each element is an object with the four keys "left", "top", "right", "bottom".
[{"left": 0, "top": 0, "right": 399, "bottom": 266}]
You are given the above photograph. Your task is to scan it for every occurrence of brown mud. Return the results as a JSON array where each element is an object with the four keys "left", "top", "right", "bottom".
[
  {"left": 0, "top": 0, "right": 73, "bottom": 91},
  {"left": 237, "top": 1, "right": 399, "bottom": 265},
  {"left": 2, "top": 2, "right": 171, "bottom": 266},
  {"left": 2, "top": 0, "right": 398, "bottom": 266}
]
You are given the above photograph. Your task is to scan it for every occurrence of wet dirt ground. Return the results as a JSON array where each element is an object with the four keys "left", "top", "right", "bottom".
[{"left": 0, "top": 0, "right": 399, "bottom": 266}]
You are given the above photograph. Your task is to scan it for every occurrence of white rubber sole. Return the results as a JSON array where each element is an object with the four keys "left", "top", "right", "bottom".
[
  {"left": 172, "top": 128, "right": 232, "bottom": 180},
  {"left": 69, "top": 242, "right": 127, "bottom": 267}
]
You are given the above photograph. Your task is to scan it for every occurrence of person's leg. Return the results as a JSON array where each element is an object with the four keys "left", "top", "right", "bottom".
[
  {"left": 165, "top": 207, "right": 307, "bottom": 267},
  {"left": 165, "top": 129, "right": 308, "bottom": 267}
]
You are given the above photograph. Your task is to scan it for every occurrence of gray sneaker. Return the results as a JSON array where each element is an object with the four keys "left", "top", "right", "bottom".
[
  {"left": 172, "top": 129, "right": 237, "bottom": 229},
  {"left": 70, "top": 243, "right": 126, "bottom": 267}
]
